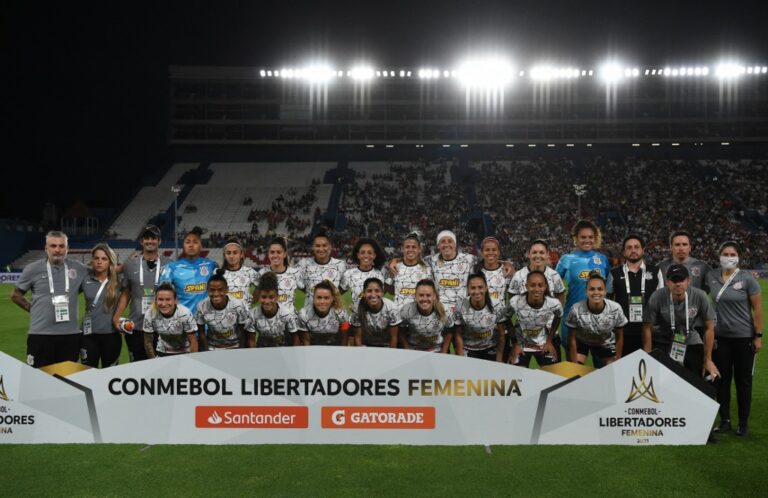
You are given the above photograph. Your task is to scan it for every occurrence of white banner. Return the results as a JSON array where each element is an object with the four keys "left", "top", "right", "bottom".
[
  {"left": 0, "top": 349, "right": 718, "bottom": 445},
  {"left": 0, "top": 273, "right": 21, "bottom": 284}
]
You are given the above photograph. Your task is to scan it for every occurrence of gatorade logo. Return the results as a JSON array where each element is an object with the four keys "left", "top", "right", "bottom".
[{"left": 321, "top": 407, "right": 435, "bottom": 429}]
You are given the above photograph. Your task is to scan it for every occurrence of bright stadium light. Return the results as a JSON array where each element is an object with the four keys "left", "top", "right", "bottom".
[
  {"left": 530, "top": 66, "right": 555, "bottom": 81},
  {"left": 301, "top": 64, "right": 335, "bottom": 83},
  {"left": 349, "top": 66, "right": 376, "bottom": 81},
  {"left": 600, "top": 62, "right": 625, "bottom": 83},
  {"left": 716, "top": 63, "right": 745, "bottom": 79},
  {"left": 456, "top": 56, "right": 515, "bottom": 89},
  {"left": 259, "top": 69, "right": 266, "bottom": 77}
]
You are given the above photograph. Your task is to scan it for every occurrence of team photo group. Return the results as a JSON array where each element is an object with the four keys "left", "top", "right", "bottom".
[{"left": 10, "top": 218, "right": 763, "bottom": 436}]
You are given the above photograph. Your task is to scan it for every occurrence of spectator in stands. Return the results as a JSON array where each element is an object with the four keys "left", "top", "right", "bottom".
[
  {"left": 160, "top": 226, "right": 218, "bottom": 314},
  {"left": 11, "top": 230, "right": 88, "bottom": 368},
  {"left": 112, "top": 225, "right": 170, "bottom": 362},
  {"left": 80, "top": 243, "right": 122, "bottom": 368}
]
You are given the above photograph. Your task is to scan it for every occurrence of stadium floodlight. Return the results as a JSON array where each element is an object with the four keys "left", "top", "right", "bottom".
[
  {"left": 259, "top": 70, "right": 266, "bottom": 77},
  {"left": 672, "top": 143, "right": 680, "bottom": 146},
  {"left": 300, "top": 64, "right": 335, "bottom": 83},
  {"left": 456, "top": 56, "right": 515, "bottom": 89},
  {"left": 663, "top": 67, "right": 671, "bottom": 77},
  {"left": 415, "top": 144, "right": 423, "bottom": 148},
  {"left": 399, "top": 70, "right": 405, "bottom": 77},
  {"left": 586, "top": 143, "right": 593, "bottom": 147},
  {"left": 267, "top": 70, "right": 273, "bottom": 77},
  {"left": 600, "top": 63, "right": 625, "bottom": 84},
  {"left": 716, "top": 63, "right": 745, "bottom": 79},
  {"left": 460, "top": 144, "right": 469, "bottom": 148},
  {"left": 721, "top": 142, "right": 730, "bottom": 146},
  {"left": 530, "top": 66, "right": 555, "bottom": 82},
  {"left": 376, "top": 70, "right": 382, "bottom": 77},
  {"left": 651, "top": 143, "right": 660, "bottom": 147},
  {"left": 366, "top": 144, "right": 375, "bottom": 148},
  {"left": 407, "top": 71, "right": 412, "bottom": 77},
  {"left": 645, "top": 69, "right": 650, "bottom": 75},
  {"left": 566, "top": 143, "right": 575, "bottom": 147},
  {"left": 763, "top": 67, "right": 768, "bottom": 74},
  {"left": 632, "top": 143, "right": 640, "bottom": 147},
  {"left": 385, "top": 144, "right": 394, "bottom": 148},
  {"left": 442, "top": 144, "right": 451, "bottom": 148},
  {"left": 528, "top": 144, "right": 536, "bottom": 147},
  {"left": 350, "top": 66, "right": 375, "bottom": 81},
  {"left": 443, "top": 70, "right": 450, "bottom": 78},
  {"left": 588, "top": 70, "right": 594, "bottom": 76},
  {"left": 505, "top": 144, "right": 514, "bottom": 147}
]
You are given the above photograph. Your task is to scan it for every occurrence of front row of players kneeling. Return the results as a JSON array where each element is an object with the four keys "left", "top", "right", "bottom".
[{"left": 144, "top": 266, "right": 706, "bottom": 376}]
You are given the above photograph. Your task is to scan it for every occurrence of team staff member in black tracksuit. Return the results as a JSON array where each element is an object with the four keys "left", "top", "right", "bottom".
[{"left": 608, "top": 234, "right": 663, "bottom": 357}]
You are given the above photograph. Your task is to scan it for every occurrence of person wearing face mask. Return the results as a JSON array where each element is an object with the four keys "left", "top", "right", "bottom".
[
  {"left": 607, "top": 235, "right": 664, "bottom": 356},
  {"left": 708, "top": 241, "right": 763, "bottom": 437},
  {"left": 556, "top": 220, "right": 610, "bottom": 358},
  {"left": 658, "top": 230, "right": 712, "bottom": 291}
]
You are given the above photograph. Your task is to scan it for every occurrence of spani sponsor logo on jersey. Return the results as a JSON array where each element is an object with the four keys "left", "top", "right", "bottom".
[
  {"left": 228, "top": 291, "right": 244, "bottom": 300},
  {"left": 400, "top": 288, "right": 416, "bottom": 295},
  {"left": 184, "top": 283, "right": 207, "bottom": 293},
  {"left": 438, "top": 278, "right": 460, "bottom": 287},
  {"left": 578, "top": 269, "right": 602, "bottom": 279}
]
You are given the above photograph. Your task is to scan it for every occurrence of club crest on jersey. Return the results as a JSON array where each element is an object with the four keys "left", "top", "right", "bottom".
[
  {"left": 690, "top": 267, "right": 700, "bottom": 277},
  {"left": 688, "top": 307, "right": 698, "bottom": 318},
  {"left": 592, "top": 255, "right": 602, "bottom": 264},
  {"left": 733, "top": 282, "right": 743, "bottom": 290},
  {"left": 645, "top": 273, "right": 654, "bottom": 280},
  {"left": 201, "top": 266, "right": 209, "bottom": 276},
  {"left": 68, "top": 268, "right": 78, "bottom": 279}
]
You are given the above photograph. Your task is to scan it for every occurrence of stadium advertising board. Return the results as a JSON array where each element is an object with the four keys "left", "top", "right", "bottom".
[
  {"left": 0, "top": 349, "right": 716, "bottom": 445},
  {"left": 0, "top": 273, "right": 21, "bottom": 284}
]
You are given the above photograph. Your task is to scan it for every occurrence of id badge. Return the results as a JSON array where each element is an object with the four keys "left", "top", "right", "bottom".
[
  {"left": 52, "top": 295, "right": 70, "bottom": 323},
  {"left": 669, "top": 333, "right": 687, "bottom": 365},
  {"left": 141, "top": 296, "right": 153, "bottom": 314},
  {"left": 82, "top": 316, "right": 93, "bottom": 335}
]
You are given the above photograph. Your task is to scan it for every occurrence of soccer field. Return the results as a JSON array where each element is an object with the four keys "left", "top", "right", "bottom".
[{"left": 1, "top": 282, "right": 767, "bottom": 497}]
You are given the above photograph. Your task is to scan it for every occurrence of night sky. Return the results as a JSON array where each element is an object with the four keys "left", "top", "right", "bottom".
[{"left": 2, "top": 1, "right": 767, "bottom": 221}]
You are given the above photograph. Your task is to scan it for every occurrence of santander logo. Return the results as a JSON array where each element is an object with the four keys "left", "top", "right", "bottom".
[{"left": 207, "top": 411, "right": 223, "bottom": 425}]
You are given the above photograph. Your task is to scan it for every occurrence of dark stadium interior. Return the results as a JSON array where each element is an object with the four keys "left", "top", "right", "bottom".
[{"left": 2, "top": 0, "right": 768, "bottom": 270}]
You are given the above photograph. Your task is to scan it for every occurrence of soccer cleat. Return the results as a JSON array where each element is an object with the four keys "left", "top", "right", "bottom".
[
  {"left": 712, "top": 419, "right": 731, "bottom": 434},
  {"left": 735, "top": 425, "right": 749, "bottom": 437}
]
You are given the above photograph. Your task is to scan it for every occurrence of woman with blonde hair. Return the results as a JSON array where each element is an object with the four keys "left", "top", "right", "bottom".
[
  {"left": 297, "top": 279, "right": 351, "bottom": 346},
  {"left": 80, "top": 243, "right": 122, "bottom": 367},
  {"left": 398, "top": 279, "right": 456, "bottom": 353}
]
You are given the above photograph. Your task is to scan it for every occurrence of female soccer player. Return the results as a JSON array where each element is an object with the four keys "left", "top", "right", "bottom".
[
  {"left": 474, "top": 237, "right": 511, "bottom": 308},
  {"left": 160, "top": 227, "right": 218, "bottom": 315},
  {"left": 566, "top": 271, "right": 627, "bottom": 366},
  {"left": 351, "top": 277, "right": 401, "bottom": 347},
  {"left": 300, "top": 232, "right": 347, "bottom": 308},
  {"left": 556, "top": 220, "right": 609, "bottom": 353},
  {"left": 195, "top": 270, "right": 254, "bottom": 351},
  {"left": 454, "top": 273, "right": 506, "bottom": 362},
  {"left": 340, "top": 238, "right": 387, "bottom": 310},
  {"left": 297, "top": 280, "right": 351, "bottom": 346},
  {"left": 258, "top": 237, "right": 304, "bottom": 312},
  {"left": 385, "top": 232, "right": 433, "bottom": 312},
  {"left": 398, "top": 279, "right": 455, "bottom": 353},
  {"left": 709, "top": 241, "right": 763, "bottom": 436},
  {"left": 143, "top": 282, "right": 198, "bottom": 358},
  {"left": 509, "top": 239, "right": 566, "bottom": 303},
  {"left": 249, "top": 271, "right": 300, "bottom": 347},
  {"left": 80, "top": 243, "right": 122, "bottom": 367},
  {"left": 221, "top": 238, "right": 259, "bottom": 308},
  {"left": 506, "top": 271, "right": 563, "bottom": 367}
]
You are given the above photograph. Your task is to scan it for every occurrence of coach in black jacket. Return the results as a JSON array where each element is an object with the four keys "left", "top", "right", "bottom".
[{"left": 607, "top": 234, "right": 664, "bottom": 356}]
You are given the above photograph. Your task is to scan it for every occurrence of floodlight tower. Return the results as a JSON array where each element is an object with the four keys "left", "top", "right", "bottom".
[
  {"left": 171, "top": 184, "right": 182, "bottom": 259},
  {"left": 573, "top": 184, "right": 587, "bottom": 218}
]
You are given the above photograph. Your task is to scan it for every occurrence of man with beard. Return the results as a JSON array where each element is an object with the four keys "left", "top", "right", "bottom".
[
  {"left": 658, "top": 230, "right": 712, "bottom": 291},
  {"left": 607, "top": 235, "right": 664, "bottom": 356}
]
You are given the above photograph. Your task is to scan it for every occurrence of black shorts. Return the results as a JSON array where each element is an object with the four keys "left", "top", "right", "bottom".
[
  {"left": 80, "top": 333, "right": 122, "bottom": 368},
  {"left": 27, "top": 334, "right": 81, "bottom": 368},
  {"left": 575, "top": 339, "right": 616, "bottom": 359},
  {"left": 466, "top": 347, "right": 497, "bottom": 362}
]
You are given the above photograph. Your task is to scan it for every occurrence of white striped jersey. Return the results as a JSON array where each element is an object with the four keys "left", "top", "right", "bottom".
[
  {"left": 506, "top": 295, "right": 563, "bottom": 352},
  {"left": 297, "top": 307, "right": 350, "bottom": 346},
  {"left": 384, "top": 261, "right": 433, "bottom": 311},
  {"left": 250, "top": 304, "right": 299, "bottom": 347},
  {"left": 454, "top": 298, "right": 507, "bottom": 351},
  {"left": 480, "top": 265, "right": 511, "bottom": 308},
  {"left": 299, "top": 258, "right": 347, "bottom": 308},
  {"left": 428, "top": 252, "right": 477, "bottom": 312},
  {"left": 143, "top": 304, "right": 197, "bottom": 354},
  {"left": 350, "top": 298, "right": 402, "bottom": 347},
  {"left": 399, "top": 301, "right": 454, "bottom": 352},
  {"left": 258, "top": 266, "right": 304, "bottom": 311},
  {"left": 223, "top": 266, "right": 260, "bottom": 307},
  {"left": 566, "top": 299, "right": 628, "bottom": 348},
  {"left": 195, "top": 297, "right": 254, "bottom": 349}
]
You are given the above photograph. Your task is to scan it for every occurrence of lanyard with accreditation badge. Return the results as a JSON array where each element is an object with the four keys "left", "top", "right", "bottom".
[
  {"left": 624, "top": 263, "right": 646, "bottom": 323},
  {"left": 47, "top": 260, "right": 70, "bottom": 323},
  {"left": 82, "top": 278, "right": 108, "bottom": 335},
  {"left": 668, "top": 289, "right": 689, "bottom": 365},
  {"left": 139, "top": 258, "right": 161, "bottom": 314}
]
